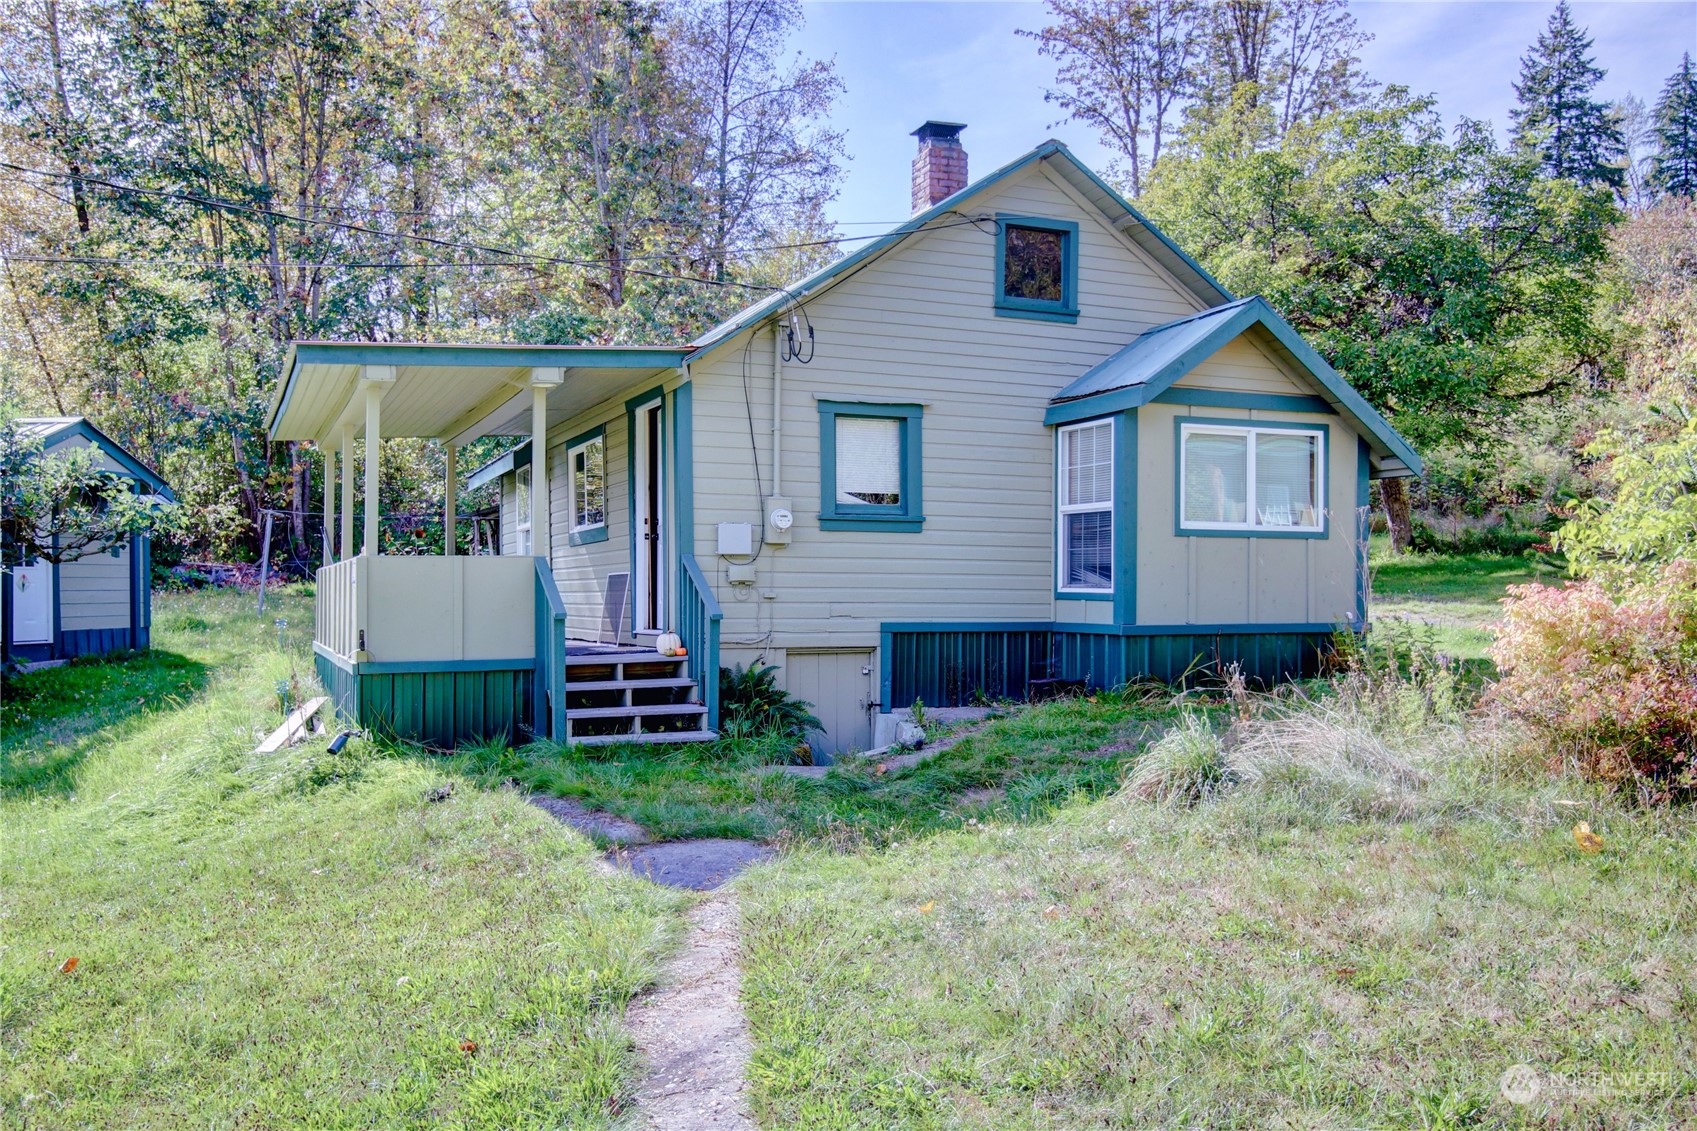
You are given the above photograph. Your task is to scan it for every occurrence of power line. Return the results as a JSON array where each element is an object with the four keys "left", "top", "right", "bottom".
[{"left": 0, "top": 163, "right": 994, "bottom": 289}]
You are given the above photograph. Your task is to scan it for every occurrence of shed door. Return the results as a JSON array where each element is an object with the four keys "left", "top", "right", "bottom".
[
  {"left": 11, "top": 562, "right": 53, "bottom": 643},
  {"left": 784, "top": 649, "right": 874, "bottom": 759}
]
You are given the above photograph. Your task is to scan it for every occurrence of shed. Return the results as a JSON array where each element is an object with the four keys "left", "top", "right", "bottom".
[{"left": 2, "top": 417, "right": 175, "bottom": 664}]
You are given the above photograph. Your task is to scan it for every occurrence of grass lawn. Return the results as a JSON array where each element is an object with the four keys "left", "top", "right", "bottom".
[
  {"left": 1, "top": 587, "right": 683, "bottom": 1129},
  {"left": 1368, "top": 536, "right": 1568, "bottom": 662},
  {"left": 478, "top": 694, "right": 1173, "bottom": 848},
  {"left": 739, "top": 703, "right": 1697, "bottom": 1129}
]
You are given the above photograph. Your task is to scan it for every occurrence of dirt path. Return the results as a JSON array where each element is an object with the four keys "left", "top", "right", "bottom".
[{"left": 625, "top": 893, "right": 756, "bottom": 1130}]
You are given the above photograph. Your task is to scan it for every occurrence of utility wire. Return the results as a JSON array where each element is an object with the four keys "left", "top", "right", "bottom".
[{"left": 0, "top": 162, "right": 995, "bottom": 287}]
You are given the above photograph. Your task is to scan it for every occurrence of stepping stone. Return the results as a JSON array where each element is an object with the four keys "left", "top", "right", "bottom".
[
  {"left": 610, "top": 840, "right": 774, "bottom": 891},
  {"left": 528, "top": 796, "right": 649, "bottom": 844}
]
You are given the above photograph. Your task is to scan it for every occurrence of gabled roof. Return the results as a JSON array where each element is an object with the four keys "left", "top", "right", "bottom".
[
  {"left": 1044, "top": 297, "right": 1422, "bottom": 478},
  {"left": 684, "top": 139, "right": 1232, "bottom": 361},
  {"left": 14, "top": 417, "right": 176, "bottom": 498}
]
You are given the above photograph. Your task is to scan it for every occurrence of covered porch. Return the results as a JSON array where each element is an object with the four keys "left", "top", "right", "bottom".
[{"left": 268, "top": 341, "right": 720, "bottom": 748}]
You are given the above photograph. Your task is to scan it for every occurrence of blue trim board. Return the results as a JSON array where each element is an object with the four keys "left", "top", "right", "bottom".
[
  {"left": 994, "top": 215, "right": 1080, "bottom": 323},
  {"left": 1114, "top": 409, "right": 1137, "bottom": 624},
  {"left": 817, "top": 400, "right": 925, "bottom": 530},
  {"left": 1356, "top": 436, "right": 1371, "bottom": 628},
  {"left": 881, "top": 620, "right": 1337, "bottom": 636},
  {"left": 672, "top": 381, "right": 695, "bottom": 593},
  {"left": 1172, "top": 415, "right": 1331, "bottom": 540}
]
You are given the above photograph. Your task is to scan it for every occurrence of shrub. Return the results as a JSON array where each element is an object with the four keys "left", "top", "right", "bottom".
[
  {"left": 1125, "top": 712, "right": 1225, "bottom": 804},
  {"left": 1487, "top": 560, "right": 1697, "bottom": 802},
  {"left": 719, "top": 663, "right": 824, "bottom": 748}
]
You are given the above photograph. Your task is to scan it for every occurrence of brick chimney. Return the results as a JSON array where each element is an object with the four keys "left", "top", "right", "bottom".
[{"left": 911, "top": 121, "right": 967, "bottom": 214}]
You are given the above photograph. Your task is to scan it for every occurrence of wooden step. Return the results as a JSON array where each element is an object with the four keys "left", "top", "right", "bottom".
[
  {"left": 566, "top": 702, "right": 707, "bottom": 721},
  {"left": 566, "top": 677, "right": 695, "bottom": 693},
  {"left": 564, "top": 650, "right": 677, "bottom": 667},
  {"left": 570, "top": 729, "right": 719, "bottom": 746}
]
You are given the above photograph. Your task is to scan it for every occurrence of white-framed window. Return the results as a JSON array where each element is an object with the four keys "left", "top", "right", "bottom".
[
  {"left": 1180, "top": 423, "right": 1325, "bottom": 533},
  {"left": 514, "top": 464, "right": 532, "bottom": 554},
  {"left": 569, "top": 434, "right": 606, "bottom": 532},
  {"left": 1057, "top": 419, "right": 1113, "bottom": 591}
]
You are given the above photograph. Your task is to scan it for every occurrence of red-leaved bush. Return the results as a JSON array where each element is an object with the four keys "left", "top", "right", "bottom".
[{"left": 1487, "top": 560, "right": 1697, "bottom": 803}]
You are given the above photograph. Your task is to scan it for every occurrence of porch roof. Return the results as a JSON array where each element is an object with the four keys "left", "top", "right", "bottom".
[{"left": 267, "top": 342, "right": 689, "bottom": 444}]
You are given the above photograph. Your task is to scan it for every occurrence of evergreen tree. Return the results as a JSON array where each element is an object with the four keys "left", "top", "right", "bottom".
[
  {"left": 1652, "top": 52, "right": 1697, "bottom": 197},
  {"left": 1510, "top": 1, "right": 1624, "bottom": 186}
]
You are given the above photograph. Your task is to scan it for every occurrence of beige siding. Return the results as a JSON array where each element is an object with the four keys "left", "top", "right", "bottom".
[
  {"left": 59, "top": 545, "right": 132, "bottom": 631},
  {"left": 1172, "top": 335, "right": 1312, "bottom": 396},
  {"left": 546, "top": 406, "right": 638, "bottom": 644},
  {"left": 1136, "top": 373, "right": 1361, "bottom": 625},
  {"left": 689, "top": 163, "right": 1205, "bottom": 658}
]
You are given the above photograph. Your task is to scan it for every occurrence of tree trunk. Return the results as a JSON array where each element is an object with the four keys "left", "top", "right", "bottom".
[{"left": 1380, "top": 475, "right": 1413, "bottom": 554}]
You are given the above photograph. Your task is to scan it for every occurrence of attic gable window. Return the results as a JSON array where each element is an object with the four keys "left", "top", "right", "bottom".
[{"left": 995, "top": 216, "right": 1079, "bottom": 323}]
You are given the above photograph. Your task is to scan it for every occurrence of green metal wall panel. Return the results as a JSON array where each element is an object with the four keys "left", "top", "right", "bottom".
[{"left": 887, "top": 626, "right": 1331, "bottom": 707}]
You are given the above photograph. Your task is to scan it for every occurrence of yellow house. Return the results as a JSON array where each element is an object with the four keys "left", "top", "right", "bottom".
[{"left": 268, "top": 125, "right": 1420, "bottom": 756}]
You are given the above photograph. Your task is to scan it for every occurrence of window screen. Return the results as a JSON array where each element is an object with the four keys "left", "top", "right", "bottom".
[
  {"left": 1181, "top": 425, "right": 1323, "bottom": 532},
  {"left": 1058, "top": 420, "right": 1113, "bottom": 590},
  {"left": 836, "top": 416, "right": 902, "bottom": 506},
  {"left": 1003, "top": 224, "right": 1067, "bottom": 303},
  {"left": 571, "top": 437, "right": 606, "bottom": 530}
]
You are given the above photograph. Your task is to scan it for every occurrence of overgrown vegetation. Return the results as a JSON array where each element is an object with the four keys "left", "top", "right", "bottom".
[
  {"left": 1, "top": 588, "right": 682, "bottom": 1128},
  {"left": 740, "top": 609, "right": 1697, "bottom": 1129},
  {"left": 719, "top": 663, "right": 825, "bottom": 752}
]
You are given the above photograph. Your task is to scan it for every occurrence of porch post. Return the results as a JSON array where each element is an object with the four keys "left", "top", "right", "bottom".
[
  {"left": 529, "top": 367, "right": 563, "bottom": 560},
  {"left": 361, "top": 365, "right": 395, "bottom": 556},
  {"left": 339, "top": 422, "right": 355, "bottom": 561},
  {"left": 443, "top": 442, "right": 457, "bottom": 556},
  {"left": 322, "top": 441, "right": 336, "bottom": 569}
]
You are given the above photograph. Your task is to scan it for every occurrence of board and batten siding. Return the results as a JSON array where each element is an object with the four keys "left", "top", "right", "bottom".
[
  {"left": 688, "top": 162, "right": 1205, "bottom": 662},
  {"left": 58, "top": 543, "right": 133, "bottom": 631}
]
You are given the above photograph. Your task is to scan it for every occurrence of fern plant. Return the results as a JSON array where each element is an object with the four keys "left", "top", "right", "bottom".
[{"left": 719, "top": 663, "right": 824, "bottom": 744}]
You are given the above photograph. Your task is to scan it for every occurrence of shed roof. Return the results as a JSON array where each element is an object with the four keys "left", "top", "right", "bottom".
[{"left": 14, "top": 417, "right": 176, "bottom": 498}]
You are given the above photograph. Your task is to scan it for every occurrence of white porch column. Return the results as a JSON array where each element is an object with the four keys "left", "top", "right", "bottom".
[
  {"left": 529, "top": 367, "right": 564, "bottom": 560},
  {"left": 443, "top": 442, "right": 457, "bottom": 556},
  {"left": 361, "top": 366, "right": 395, "bottom": 556},
  {"left": 339, "top": 422, "right": 355, "bottom": 561},
  {"left": 323, "top": 441, "right": 336, "bottom": 568}
]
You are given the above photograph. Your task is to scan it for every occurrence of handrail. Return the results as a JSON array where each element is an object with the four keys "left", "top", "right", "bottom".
[
  {"left": 533, "top": 557, "right": 568, "bottom": 742},
  {"left": 677, "top": 554, "right": 723, "bottom": 730}
]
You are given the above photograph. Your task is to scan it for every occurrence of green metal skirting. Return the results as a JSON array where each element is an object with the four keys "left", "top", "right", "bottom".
[
  {"left": 883, "top": 625, "right": 1335, "bottom": 709},
  {"left": 315, "top": 646, "right": 533, "bottom": 748}
]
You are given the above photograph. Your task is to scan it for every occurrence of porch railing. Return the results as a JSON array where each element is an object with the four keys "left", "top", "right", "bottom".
[
  {"left": 533, "top": 557, "right": 568, "bottom": 742},
  {"left": 315, "top": 558, "right": 361, "bottom": 658},
  {"left": 677, "top": 554, "right": 723, "bottom": 730}
]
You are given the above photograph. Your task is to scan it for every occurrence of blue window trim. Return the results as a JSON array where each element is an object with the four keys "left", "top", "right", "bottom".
[
  {"left": 1173, "top": 415, "right": 1330, "bottom": 540},
  {"left": 1355, "top": 436, "right": 1370, "bottom": 628},
  {"left": 564, "top": 424, "right": 610, "bottom": 547},
  {"left": 818, "top": 400, "right": 924, "bottom": 532},
  {"left": 995, "top": 215, "right": 1080, "bottom": 323},
  {"left": 1051, "top": 411, "right": 1138, "bottom": 617}
]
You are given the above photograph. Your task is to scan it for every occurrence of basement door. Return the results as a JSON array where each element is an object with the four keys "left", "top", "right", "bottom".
[
  {"left": 10, "top": 562, "right": 52, "bottom": 644},
  {"left": 784, "top": 649, "right": 874, "bottom": 759}
]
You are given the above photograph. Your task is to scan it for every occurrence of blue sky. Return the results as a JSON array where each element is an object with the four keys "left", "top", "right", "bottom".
[{"left": 791, "top": 0, "right": 1697, "bottom": 228}]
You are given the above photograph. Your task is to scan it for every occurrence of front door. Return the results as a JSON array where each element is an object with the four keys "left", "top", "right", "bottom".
[
  {"left": 633, "top": 399, "right": 665, "bottom": 634},
  {"left": 10, "top": 561, "right": 53, "bottom": 644}
]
